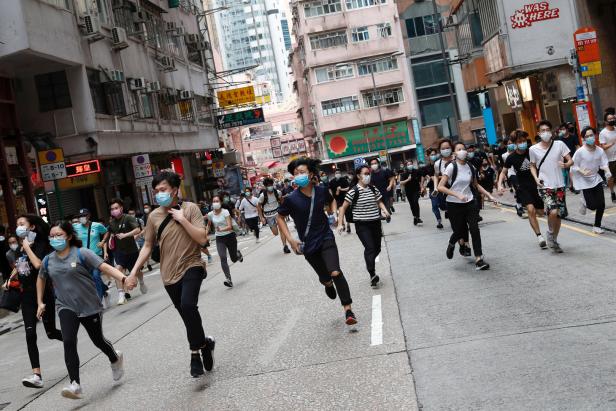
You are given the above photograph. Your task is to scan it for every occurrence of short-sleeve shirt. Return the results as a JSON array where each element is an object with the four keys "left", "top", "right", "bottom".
[
  {"left": 208, "top": 209, "right": 234, "bottom": 237},
  {"left": 529, "top": 140, "right": 570, "bottom": 189},
  {"left": 571, "top": 146, "right": 608, "bottom": 190},
  {"left": 329, "top": 177, "right": 350, "bottom": 203},
  {"left": 370, "top": 168, "right": 394, "bottom": 196},
  {"left": 599, "top": 127, "right": 616, "bottom": 161},
  {"left": 39, "top": 247, "right": 104, "bottom": 317},
  {"left": 505, "top": 151, "right": 535, "bottom": 187},
  {"left": 502, "top": 152, "right": 516, "bottom": 177},
  {"left": 444, "top": 162, "right": 474, "bottom": 204},
  {"left": 144, "top": 202, "right": 206, "bottom": 285},
  {"left": 73, "top": 222, "right": 107, "bottom": 256},
  {"left": 277, "top": 185, "right": 334, "bottom": 256},
  {"left": 239, "top": 197, "right": 259, "bottom": 219},
  {"left": 401, "top": 170, "right": 421, "bottom": 193},
  {"left": 344, "top": 185, "right": 382, "bottom": 222},
  {"left": 109, "top": 214, "right": 139, "bottom": 254},
  {"left": 258, "top": 190, "right": 282, "bottom": 217},
  {"left": 15, "top": 240, "right": 50, "bottom": 291}
]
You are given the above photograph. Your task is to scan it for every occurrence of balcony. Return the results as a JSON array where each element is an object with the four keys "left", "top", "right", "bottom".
[{"left": 407, "top": 34, "right": 441, "bottom": 56}]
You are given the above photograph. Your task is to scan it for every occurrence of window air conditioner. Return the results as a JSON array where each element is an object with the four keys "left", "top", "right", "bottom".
[
  {"left": 130, "top": 78, "right": 146, "bottom": 90},
  {"left": 111, "top": 27, "right": 129, "bottom": 49},
  {"left": 83, "top": 14, "right": 101, "bottom": 36},
  {"left": 159, "top": 56, "right": 176, "bottom": 70},
  {"left": 184, "top": 34, "right": 201, "bottom": 44},
  {"left": 166, "top": 21, "right": 177, "bottom": 32},
  {"left": 149, "top": 81, "right": 162, "bottom": 92},
  {"left": 178, "top": 90, "right": 194, "bottom": 100},
  {"left": 110, "top": 70, "right": 125, "bottom": 82},
  {"left": 174, "top": 27, "right": 185, "bottom": 36}
]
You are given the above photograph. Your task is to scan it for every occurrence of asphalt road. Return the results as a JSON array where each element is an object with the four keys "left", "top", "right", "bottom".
[{"left": 1, "top": 196, "right": 616, "bottom": 410}]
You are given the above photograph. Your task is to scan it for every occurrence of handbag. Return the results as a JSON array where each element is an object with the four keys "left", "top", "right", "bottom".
[{"left": 0, "top": 270, "right": 21, "bottom": 313}]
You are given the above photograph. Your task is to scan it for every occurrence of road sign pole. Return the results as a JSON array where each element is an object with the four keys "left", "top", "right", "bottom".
[{"left": 53, "top": 179, "right": 64, "bottom": 220}]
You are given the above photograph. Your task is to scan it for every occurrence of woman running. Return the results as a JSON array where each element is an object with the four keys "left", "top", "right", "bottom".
[
  {"left": 438, "top": 142, "right": 497, "bottom": 270},
  {"left": 337, "top": 164, "right": 390, "bottom": 288},
  {"left": 207, "top": 195, "right": 243, "bottom": 288},
  {"left": 11, "top": 215, "right": 63, "bottom": 389},
  {"left": 36, "top": 221, "right": 127, "bottom": 399}
]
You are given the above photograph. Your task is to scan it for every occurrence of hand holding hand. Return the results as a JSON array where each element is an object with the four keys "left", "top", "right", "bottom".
[{"left": 124, "top": 275, "right": 137, "bottom": 291}]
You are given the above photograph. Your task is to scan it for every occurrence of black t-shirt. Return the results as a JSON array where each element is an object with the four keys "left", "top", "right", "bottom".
[
  {"left": 328, "top": 177, "right": 350, "bottom": 203},
  {"left": 401, "top": 170, "right": 421, "bottom": 192},
  {"left": 0, "top": 239, "right": 9, "bottom": 279},
  {"left": 16, "top": 240, "right": 50, "bottom": 291},
  {"left": 422, "top": 164, "right": 435, "bottom": 190},
  {"left": 371, "top": 167, "right": 394, "bottom": 196},
  {"left": 505, "top": 151, "right": 535, "bottom": 187},
  {"left": 478, "top": 166, "right": 495, "bottom": 191},
  {"left": 559, "top": 135, "right": 578, "bottom": 155},
  {"left": 469, "top": 151, "right": 487, "bottom": 170}
]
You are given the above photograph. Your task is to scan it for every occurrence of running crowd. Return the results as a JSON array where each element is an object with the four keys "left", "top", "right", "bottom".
[{"left": 0, "top": 114, "right": 614, "bottom": 400}]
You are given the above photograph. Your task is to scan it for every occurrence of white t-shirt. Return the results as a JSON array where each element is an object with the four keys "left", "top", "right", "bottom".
[
  {"left": 444, "top": 162, "right": 474, "bottom": 204},
  {"left": 571, "top": 146, "right": 608, "bottom": 190},
  {"left": 258, "top": 190, "right": 281, "bottom": 217},
  {"left": 529, "top": 140, "right": 570, "bottom": 189},
  {"left": 502, "top": 152, "right": 517, "bottom": 177},
  {"left": 599, "top": 127, "right": 616, "bottom": 162},
  {"left": 208, "top": 209, "right": 233, "bottom": 237},
  {"left": 239, "top": 196, "right": 259, "bottom": 218}
]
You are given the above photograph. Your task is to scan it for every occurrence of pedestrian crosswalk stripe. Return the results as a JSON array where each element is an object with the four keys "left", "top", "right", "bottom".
[{"left": 371, "top": 295, "right": 383, "bottom": 346}]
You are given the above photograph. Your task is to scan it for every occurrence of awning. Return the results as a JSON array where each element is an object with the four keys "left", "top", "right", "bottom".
[{"left": 321, "top": 144, "right": 417, "bottom": 165}]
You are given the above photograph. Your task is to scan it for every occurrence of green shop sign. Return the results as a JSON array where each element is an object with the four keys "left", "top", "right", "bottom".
[{"left": 324, "top": 121, "right": 411, "bottom": 159}]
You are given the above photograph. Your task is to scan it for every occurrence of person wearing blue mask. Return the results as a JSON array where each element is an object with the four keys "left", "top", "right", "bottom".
[
  {"left": 276, "top": 157, "right": 357, "bottom": 326},
  {"left": 497, "top": 130, "right": 547, "bottom": 249},
  {"left": 400, "top": 161, "right": 424, "bottom": 226},
  {"left": 424, "top": 148, "right": 444, "bottom": 229},
  {"left": 572, "top": 126, "right": 611, "bottom": 234},
  {"left": 37, "top": 220, "right": 128, "bottom": 399}
]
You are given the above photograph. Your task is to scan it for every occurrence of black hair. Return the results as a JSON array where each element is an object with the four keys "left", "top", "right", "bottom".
[
  {"left": 426, "top": 148, "right": 436, "bottom": 155},
  {"left": 453, "top": 141, "right": 466, "bottom": 150},
  {"left": 0, "top": 225, "right": 5, "bottom": 235},
  {"left": 109, "top": 198, "right": 123, "bottom": 208},
  {"left": 604, "top": 111, "right": 615, "bottom": 122},
  {"left": 537, "top": 120, "right": 552, "bottom": 130},
  {"left": 512, "top": 129, "right": 529, "bottom": 142},
  {"left": 351, "top": 164, "right": 371, "bottom": 186},
  {"left": 144, "top": 203, "right": 151, "bottom": 208},
  {"left": 605, "top": 107, "right": 615, "bottom": 116},
  {"left": 468, "top": 144, "right": 476, "bottom": 149},
  {"left": 287, "top": 157, "right": 321, "bottom": 175},
  {"left": 212, "top": 194, "right": 222, "bottom": 203},
  {"left": 263, "top": 177, "right": 274, "bottom": 186},
  {"left": 17, "top": 214, "right": 50, "bottom": 244},
  {"left": 369, "top": 158, "right": 380, "bottom": 165},
  {"left": 51, "top": 220, "right": 83, "bottom": 248},
  {"left": 152, "top": 170, "right": 182, "bottom": 189},
  {"left": 7, "top": 234, "right": 18, "bottom": 243},
  {"left": 438, "top": 138, "right": 453, "bottom": 150},
  {"left": 580, "top": 126, "right": 597, "bottom": 138}
]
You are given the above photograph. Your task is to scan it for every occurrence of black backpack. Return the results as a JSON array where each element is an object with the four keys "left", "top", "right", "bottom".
[
  {"left": 445, "top": 161, "right": 478, "bottom": 199},
  {"left": 262, "top": 188, "right": 280, "bottom": 205},
  {"left": 347, "top": 185, "right": 378, "bottom": 223}
]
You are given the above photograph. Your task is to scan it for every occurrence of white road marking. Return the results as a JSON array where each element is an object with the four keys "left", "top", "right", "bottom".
[
  {"left": 257, "top": 307, "right": 303, "bottom": 366},
  {"left": 371, "top": 294, "right": 383, "bottom": 346}
]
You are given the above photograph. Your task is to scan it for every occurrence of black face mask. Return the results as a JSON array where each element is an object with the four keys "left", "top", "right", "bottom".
[{"left": 609, "top": 121, "right": 616, "bottom": 127}]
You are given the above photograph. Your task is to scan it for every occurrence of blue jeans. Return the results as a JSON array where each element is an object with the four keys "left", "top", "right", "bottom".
[{"left": 430, "top": 195, "right": 442, "bottom": 221}]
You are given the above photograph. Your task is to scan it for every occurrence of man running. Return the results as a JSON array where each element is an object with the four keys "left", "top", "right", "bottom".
[
  {"left": 277, "top": 157, "right": 357, "bottom": 326},
  {"left": 239, "top": 188, "right": 260, "bottom": 243},
  {"left": 127, "top": 171, "right": 215, "bottom": 378},
  {"left": 400, "top": 162, "right": 424, "bottom": 226},
  {"left": 258, "top": 177, "right": 290, "bottom": 253},
  {"left": 328, "top": 171, "right": 351, "bottom": 233},
  {"left": 529, "top": 120, "right": 573, "bottom": 253},
  {"left": 369, "top": 159, "right": 395, "bottom": 214},
  {"left": 424, "top": 149, "right": 444, "bottom": 229},
  {"left": 497, "top": 130, "right": 547, "bottom": 249},
  {"left": 73, "top": 208, "right": 109, "bottom": 303}
]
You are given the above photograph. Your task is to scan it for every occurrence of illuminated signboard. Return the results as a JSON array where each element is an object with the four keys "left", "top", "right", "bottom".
[{"left": 65, "top": 160, "right": 101, "bottom": 178}]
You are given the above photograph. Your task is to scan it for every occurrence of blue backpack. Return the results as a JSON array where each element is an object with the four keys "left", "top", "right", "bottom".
[{"left": 43, "top": 248, "right": 90, "bottom": 275}]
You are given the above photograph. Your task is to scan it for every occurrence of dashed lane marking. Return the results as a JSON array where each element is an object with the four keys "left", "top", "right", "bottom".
[{"left": 371, "top": 294, "right": 383, "bottom": 346}]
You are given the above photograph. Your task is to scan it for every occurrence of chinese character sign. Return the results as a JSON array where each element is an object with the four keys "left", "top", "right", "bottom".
[
  {"left": 324, "top": 121, "right": 411, "bottom": 159},
  {"left": 217, "top": 86, "right": 256, "bottom": 109}
]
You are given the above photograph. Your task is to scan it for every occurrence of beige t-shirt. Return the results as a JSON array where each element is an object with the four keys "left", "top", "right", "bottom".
[{"left": 144, "top": 202, "right": 205, "bottom": 285}]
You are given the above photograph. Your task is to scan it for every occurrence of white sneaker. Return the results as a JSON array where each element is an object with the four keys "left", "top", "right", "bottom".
[
  {"left": 593, "top": 227, "right": 605, "bottom": 234},
  {"left": 579, "top": 203, "right": 587, "bottom": 215},
  {"left": 111, "top": 351, "right": 124, "bottom": 381},
  {"left": 117, "top": 292, "right": 126, "bottom": 305},
  {"left": 256, "top": 238, "right": 261, "bottom": 243},
  {"left": 139, "top": 281, "right": 148, "bottom": 295},
  {"left": 537, "top": 235, "right": 547, "bottom": 249},
  {"left": 61, "top": 381, "right": 82, "bottom": 399},
  {"left": 22, "top": 374, "right": 43, "bottom": 388}
]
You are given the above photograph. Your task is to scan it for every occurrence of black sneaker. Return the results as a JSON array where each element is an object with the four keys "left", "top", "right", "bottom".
[
  {"left": 612, "top": 192, "right": 616, "bottom": 203},
  {"left": 125, "top": 292, "right": 131, "bottom": 300},
  {"left": 201, "top": 337, "right": 215, "bottom": 372},
  {"left": 385, "top": 216, "right": 391, "bottom": 223},
  {"left": 346, "top": 225, "right": 351, "bottom": 233},
  {"left": 413, "top": 218, "right": 418, "bottom": 226},
  {"left": 237, "top": 250, "right": 243, "bottom": 262},
  {"left": 459, "top": 244, "right": 472, "bottom": 257},
  {"left": 444, "top": 211, "right": 449, "bottom": 219},
  {"left": 436, "top": 222, "right": 444, "bottom": 229},
  {"left": 223, "top": 280, "right": 233, "bottom": 288},
  {"left": 345, "top": 310, "right": 357, "bottom": 325},
  {"left": 477, "top": 215, "right": 483, "bottom": 222},
  {"left": 475, "top": 259, "right": 490, "bottom": 271},
  {"left": 391, "top": 205, "right": 396, "bottom": 213},
  {"left": 190, "top": 353, "right": 204, "bottom": 377},
  {"left": 416, "top": 218, "right": 423, "bottom": 226},
  {"left": 147, "top": 264, "right": 153, "bottom": 272},
  {"left": 516, "top": 205, "right": 524, "bottom": 217},
  {"left": 446, "top": 243, "right": 455, "bottom": 259},
  {"left": 324, "top": 284, "right": 337, "bottom": 300},
  {"left": 283, "top": 245, "right": 291, "bottom": 254},
  {"left": 370, "top": 274, "right": 380, "bottom": 288}
]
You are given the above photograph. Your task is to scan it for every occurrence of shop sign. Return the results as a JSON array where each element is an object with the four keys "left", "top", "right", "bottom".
[
  {"left": 216, "top": 108, "right": 264, "bottom": 129},
  {"left": 324, "top": 121, "right": 410, "bottom": 159},
  {"left": 580, "top": 61, "right": 602, "bottom": 77},
  {"left": 575, "top": 27, "right": 602, "bottom": 77},
  {"left": 217, "top": 86, "right": 256, "bottom": 109},
  {"left": 58, "top": 173, "right": 100, "bottom": 191},
  {"left": 65, "top": 160, "right": 100, "bottom": 178},
  {"left": 212, "top": 161, "right": 225, "bottom": 178},
  {"left": 135, "top": 176, "right": 154, "bottom": 187},
  {"left": 504, "top": 81, "right": 523, "bottom": 110},
  {"left": 510, "top": 2, "right": 560, "bottom": 29}
]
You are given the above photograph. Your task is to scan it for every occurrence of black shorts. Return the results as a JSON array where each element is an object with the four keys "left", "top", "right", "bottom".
[
  {"left": 517, "top": 185, "right": 544, "bottom": 209},
  {"left": 304, "top": 238, "right": 341, "bottom": 284},
  {"left": 114, "top": 251, "right": 139, "bottom": 271}
]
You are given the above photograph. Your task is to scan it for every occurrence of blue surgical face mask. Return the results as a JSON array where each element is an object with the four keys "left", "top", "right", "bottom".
[
  {"left": 507, "top": 143, "right": 517, "bottom": 151},
  {"left": 16, "top": 226, "right": 29, "bottom": 238},
  {"left": 517, "top": 142, "right": 528, "bottom": 151},
  {"left": 440, "top": 148, "right": 452, "bottom": 157},
  {"left": 468, "top": 152, "right": 475, "bottom": 159},
  {"left": 155, "top": 191, "right": 173, "bottom": 207},
  {"left": 267, "top": 186, "right": 274, "bottom": 192},
  {"left": 585, "top": 135, "right": 596, "bottom": 145},
  {"left": 294, "top": 173, "right": 310, "bottom": 187},
  {"left": 430, "top": 155, "right": 438, "bottom": 162},
  {"left": 50, "top": 237, "right": 67, "bottom": 251}
]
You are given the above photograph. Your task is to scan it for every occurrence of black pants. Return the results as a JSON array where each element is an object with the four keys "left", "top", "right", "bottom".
[
  {"left": 165, "top": 266, "right": 207, "bottom": 350},
  {"left": 406, "top": 190, "right": 420, "bottom": 218},
  {"left": 215, "top": 233, "right": 239, "bottom": 280},
  {"left": 245, "top": 217, "right": 260, "bottom": 238},
  {"left": 59, "top": 310, "right": 118, "bottom": 384},
  {"left": 305, "top": 239, "right": 352, "bottom": 306},
  {"left": 447, "top": 201, "right": 482, "bottom": 257},
  {"left": 355, "top": 221, "right": 382, "bottom": 276},
  {"left": 21, "top": 285, "right": 63, "bottom": 370},
  {"left": 583, "top": 183, "right": 605, "bottom": 227}
]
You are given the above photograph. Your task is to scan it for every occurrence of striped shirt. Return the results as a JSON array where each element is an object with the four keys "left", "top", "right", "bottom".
[{"left": 345, "top": 185, "right": 383, "bottom": 222}]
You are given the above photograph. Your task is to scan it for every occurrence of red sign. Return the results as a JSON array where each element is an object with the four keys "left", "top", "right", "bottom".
[
  {"left": 65, "top": 160, "right": 101, "bottom": 178},
  {"left": 575, "top": 27, "right": 600, "bottom": 64},
  {"left": 510, "top": 2, "right": 560, "bottom": 29}
]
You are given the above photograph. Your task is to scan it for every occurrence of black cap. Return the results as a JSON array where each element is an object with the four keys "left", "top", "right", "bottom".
[{"left": 79, "top": 208, "right": 90, "bottom": 216}]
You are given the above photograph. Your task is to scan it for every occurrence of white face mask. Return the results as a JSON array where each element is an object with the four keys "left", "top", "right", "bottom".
[
  {"left": 371, "top": 164, "right": 379, "bottom": 171},
  {"left": 144, "top": 208, "right": 150, "bottom": 214},
  {"left": 212, "top": 202, "right": 221, "bottom": 210},
  {"left": 335, "top": 173, "right": 341, "bottom": 179},
  {"left": 79, "top": 217, "right": 88, "bottom": 225},
  {"left": 361, "top": 175, "right": 371, "bottom": 185},
  {"left": 540, "top": 131, "right": 552, "bottom": 142},
  {"left": 0, "top": 236, "right": 4, "bottom": 242},
  {"left": 9, "top": 244, "right": 18, "bottom": 251},
  {"left": 456, "top": 150, "right": 468, "bottom": 161}
]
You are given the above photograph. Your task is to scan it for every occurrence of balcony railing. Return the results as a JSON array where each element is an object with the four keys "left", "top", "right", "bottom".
[{"left": 408, "top": 34, "right": 441, "bottom": 56}]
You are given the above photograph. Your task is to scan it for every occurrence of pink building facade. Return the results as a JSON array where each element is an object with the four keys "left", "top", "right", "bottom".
[{"left": 291, "top": 0, "right": 418, "bottom": 170}]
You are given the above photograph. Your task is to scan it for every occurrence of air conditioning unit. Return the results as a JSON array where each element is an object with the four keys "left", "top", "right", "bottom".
[
  {"left": 164, "top": 89, "right": 178, "bottom": 104},
  {"left": 193, "top": 40, "right": 209, "bottom": 51},
  {"left": 149, "top": 81, "right": 162, "bottom": 92},
  {"left": 166, "top": 21, "right": 177, "bottom": 32},
  {"left": 110, "top": 70, "right": 125, "bottom": 82},
  {"left": 178, "top": 90, "right": 194, "bottom": 100},
  {"left": 184, "top": 34, "right": 201, "bottom": 44},
  {"left": 83, "top": 14, "right": 101, "bottom": 36},
  {"left": 133, "top": 10, "right": 147, "bottom": 22},
  {"left": 130, "top": 77, "right": 146, "bottom": 90},
  {"left": 111, "top": 27, "right": 129, "bottom": 49},
  {"left": 159, "top": 56, "right": 176, "bottom": 71}
]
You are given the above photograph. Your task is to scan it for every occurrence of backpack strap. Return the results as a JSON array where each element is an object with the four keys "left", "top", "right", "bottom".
[
  {"left": 43, "top": 255, "right": 49, "bottom": 272},
  {"left": 351, "top": 186, "right": 360, "bottom": 208}
]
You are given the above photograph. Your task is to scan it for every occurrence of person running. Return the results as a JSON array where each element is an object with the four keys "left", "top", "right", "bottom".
[
  {"left": 0, "top": 226, "right": 9, "bottom": 283},
  {"left": 276, "top": 157, "right": 357, "bottom": 326},
  {"left": 128, "top": 208, "right": 153, "bottom": 272},
  {"left": 438, "top": 143, "right": 496, "bottom": 270},
  {"left": 529, "top": 120, "right": 573, "bottom": 253},
  {"left": 599, "top": 112, "right": 616, "bottom": 203},
  {"left": 477, "top": 158, "right": 496, "bottom": 209},
  {"left": 573, "top": 126, "right": 611, "bottom": 234},
  {"left": 127, "top": 171, "right": 216, "bottom": 378},
  {"left": 400, "top": 161, "right": 424, "bottom": 226},
  {"left": 501, "top": 136, "right": 525, "bottom": 217},
  {"left": 107, "top": 199, "right": 145, "bottom": 304},
  {"left": 239, "top": 189, "right": 260, "bottom": 243},
  {"left": 258, "top": 178, "right": 290, "bottom": 254},
  {"left": 558, "top": 123, "right": 580, "bottom": 194},
  {"left": 37, "top": 221, "right": 126, "bottom": 399},
  {"left": 208, "top": 194, "right": 243, "bottom": 288},
  {"left": 73, "top": 208, "right": 109, "bottom": 302},
  {"left": 369, "top": 159, "right": 395, "bottom": 215},
  {"left": 329, "top": 171, "right": 351, "bottom": 233},
  {"left": 337, "top": 165, "right": 390, "bottom": 288},
  {"left": 497, "top": 130, "right": 547, "bottom": 249},
  {"left": 10, "top": 215, "right": 63, "bottom": 389},
  {"left": 424, "top": 149, "right": 444, "bottom": 229}
]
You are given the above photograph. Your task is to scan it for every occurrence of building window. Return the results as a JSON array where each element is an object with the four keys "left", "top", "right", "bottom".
[
  {"left": 357, "top": 56, "right": 398, "bottom": 76},
  {"left": 411, "top": 54, "right": 457, "bottom": 126},
  {"left": 321, "top": 96, "right": 359, "bottom": 116},
  {"left": 309, "top": 30, "right": 347, "bottom": 50},
  {"left": 281, "top": 123, "right": 295, "bottom": 133},
  {"left": 377, "top": 23, "right": 392, "bottom": 38},
  {"left": 351, "top": 26, "right": 370, "bottom": 42},
  {"left": 35, "top": 71, "right": 72, "bottom": 112},
  {"left": 467, "top": 91, "right": 487, "bottom": 118},
  {"left": 362, "top": 87, "right": 403, "bottom": 108},
  {"left": 104, "top": 82, "right": 127, "bottom": 116},
  {"left": 345, "top": 0, "right": 385, "bottom": 10},
  {"left": 42, "top": 0, "right": 72, "bottom": 9},
  {"left": 87, "top": 69, "right": 108, "bottom": 114},
  {"left": 140, "top": 93, "right": 154, "bottom": 119},
  {"left": 405, "top": 14, "right": 439, "bottom": 38},
  {"left": 77, "top": 0, "right": 111, "bottom": 24},
  {"left": 304, "top": 0, "right": 342, "bottom": 17},
  {"left": 315, "top": 64, "right": 355, "bottom": 83}
]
